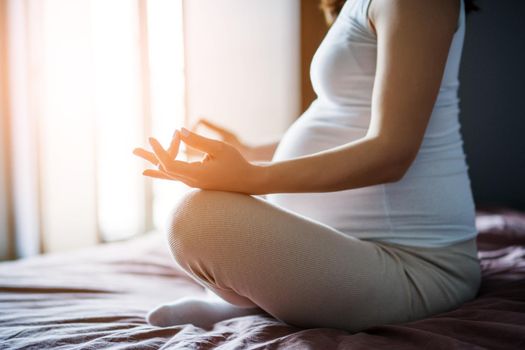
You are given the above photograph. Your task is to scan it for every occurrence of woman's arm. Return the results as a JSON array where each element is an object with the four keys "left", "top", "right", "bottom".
[
  {"left": 190, "top": 119, "right": 278, "bottom": 162},
  {"left": 246, "top": 143, "right": 279, "bottom": 163},
  {"left": 135, "top": 0, "right": 459, "bottom": 195},
  {"left": 257, "top": 0, "right": 460, "bottom": 193}
]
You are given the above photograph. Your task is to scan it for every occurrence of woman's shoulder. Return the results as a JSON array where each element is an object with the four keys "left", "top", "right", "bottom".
[{"left": 368, "top": 0, "right": 460, "bottom": 35}]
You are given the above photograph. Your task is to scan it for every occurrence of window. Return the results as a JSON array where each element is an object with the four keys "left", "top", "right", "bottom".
[{"left": 6, "top": 0, "right": 186, "bottom": 253}]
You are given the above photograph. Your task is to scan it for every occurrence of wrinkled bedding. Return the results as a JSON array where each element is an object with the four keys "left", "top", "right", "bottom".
[{"left": 1, "top": 209, "right": 524, "bottom": 349}]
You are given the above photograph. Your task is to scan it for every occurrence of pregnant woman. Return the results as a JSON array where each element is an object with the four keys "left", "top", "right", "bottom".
[{"left": 133, "top": 0, "right": 481, "bottom": 332}]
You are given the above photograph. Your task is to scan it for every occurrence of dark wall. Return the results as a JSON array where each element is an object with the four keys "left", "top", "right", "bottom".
[
  {"left": 459, "top": 0, "right": 525, "bottom": 210},
  {"left": 300, "top": 1, "right": 328, "bottom": 113}
]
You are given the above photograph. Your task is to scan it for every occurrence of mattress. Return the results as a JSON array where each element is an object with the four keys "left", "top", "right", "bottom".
[{"left": 1, "top": 208, "right": 524, "bottom": 349}]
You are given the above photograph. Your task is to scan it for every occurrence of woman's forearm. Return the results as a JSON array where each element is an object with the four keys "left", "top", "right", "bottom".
[
  {"left": 245, "top": 142, "right": 279, "bottom": 162},
  {"left": 254, "top": 136, "right": 411, "bottom": 194}
]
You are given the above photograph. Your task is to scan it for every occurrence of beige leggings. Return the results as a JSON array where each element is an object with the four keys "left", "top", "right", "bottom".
[{"left": 166, "top": 190, "right": 482, "bottom": 332}]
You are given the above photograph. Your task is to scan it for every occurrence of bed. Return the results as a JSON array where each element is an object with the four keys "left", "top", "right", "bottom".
[{"left": 1, "top": 208, "right": 524, "bottom": 350}]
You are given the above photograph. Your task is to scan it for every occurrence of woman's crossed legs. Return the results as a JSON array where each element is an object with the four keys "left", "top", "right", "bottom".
[{"left": 148, "top": 190, "right": 480, "bottom": 332}]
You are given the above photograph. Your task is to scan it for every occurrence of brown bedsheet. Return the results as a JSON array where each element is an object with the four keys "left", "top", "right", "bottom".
[{"left": 1, "top": 209, "right": 524, "bottom": 349}]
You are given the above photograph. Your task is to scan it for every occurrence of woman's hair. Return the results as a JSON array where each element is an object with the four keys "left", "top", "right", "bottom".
[{"left": 320, "top": 0, "right": 479, "bottom": 25}]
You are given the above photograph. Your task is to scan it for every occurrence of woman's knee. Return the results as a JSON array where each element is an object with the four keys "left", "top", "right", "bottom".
[{"left": 166, "top": 189, "right": 252, "bottom": 266}]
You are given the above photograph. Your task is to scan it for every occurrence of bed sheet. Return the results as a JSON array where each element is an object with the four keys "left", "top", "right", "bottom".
[{"left": 1, "top": 209, "right": 524, "bottom": 349}]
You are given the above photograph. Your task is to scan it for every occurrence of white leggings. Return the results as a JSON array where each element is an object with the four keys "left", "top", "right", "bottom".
[{"left": 166, "top": 190, "right": 481, "bottom": 332}]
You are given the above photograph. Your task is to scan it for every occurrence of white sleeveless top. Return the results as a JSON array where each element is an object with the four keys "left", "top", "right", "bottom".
[{"left": 266, "top": 0, "right": 477, "bottom": 248}]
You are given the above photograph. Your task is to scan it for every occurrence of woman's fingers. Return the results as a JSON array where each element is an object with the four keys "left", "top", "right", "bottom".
[
  {"left": 198, "top": 119, "right": 235, "bottom": 139},
  {"left": 182, "top": 146, "right": 204, "bottom": 160},
  {"left": 142, "top": 169, "right": 173, "bottom": 180},
  {"left": 168, "top": 130, "right": 181, "bottom": 158},
  {"left": 143, "top": 169, "right": 196, "bottom": 187},
  {"left": 180, "top": 128, "right": 222, "bottom": 155},
  {"left": 135, "top": 133, "right": 204, "bottom": 181},
  {"left": 133, "top": 148, "right": 159, "bottom": 165},
  {"left": 134, "top": 132, "right": 180, "bottom": 164},
  {"left": 148, "top": 137, "right": 197, "bottom": 177},
  {"left": 148, "top": 137, "right": 175, "bottom": 171}
]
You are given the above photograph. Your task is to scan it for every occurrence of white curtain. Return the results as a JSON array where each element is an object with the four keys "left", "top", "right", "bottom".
[
  {"left": 2, "top": 0, "right": 301, "bottom": 260},
  {"left": 4, "top": 0, "right": 186, "bottom": 257}
]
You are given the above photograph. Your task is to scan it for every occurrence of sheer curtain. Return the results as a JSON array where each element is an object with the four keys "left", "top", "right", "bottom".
[
  {"left": 3, "top": 0, "right": 186, "bottom": 258},
  {"left": 2, "top": 0, "right": 301, "bottom": 260}
]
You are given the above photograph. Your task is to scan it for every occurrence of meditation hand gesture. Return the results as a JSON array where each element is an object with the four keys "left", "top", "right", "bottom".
[
  {"left": 190, "top": 119, "right": 253, "bottom": 160},
  {"left": 133, "top": 128, "right": 262, "bottom": 194}
]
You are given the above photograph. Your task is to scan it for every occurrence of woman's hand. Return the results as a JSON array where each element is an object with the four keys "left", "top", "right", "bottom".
[
  {"left": 186, "top": 119, "right": 253, "bottom": 160},
  {"left": 133, "top": 128, "right": 265, "bottom": 194}
]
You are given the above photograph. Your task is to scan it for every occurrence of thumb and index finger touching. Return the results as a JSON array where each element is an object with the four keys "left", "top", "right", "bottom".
[
  {"left": 180, "top": 127, "right": 222, "bottom": 156},
  {"left": 133, "top": 129, "right": 181, "bottom": 164},
  {"left": 133, "top": 123, "right": 223, "bottom": 167}
]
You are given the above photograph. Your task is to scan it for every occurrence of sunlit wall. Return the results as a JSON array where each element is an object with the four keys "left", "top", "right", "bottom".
[{"left": 184, "top": 0, "right": 301, "bottom": 145}]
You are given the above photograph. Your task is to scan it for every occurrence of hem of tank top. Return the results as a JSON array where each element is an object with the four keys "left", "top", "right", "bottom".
[
  {"left": 362, "top": 232, "right": 478, "bottom": 250},
  {"left": 395, "top": 168, "right": 471, "bottom": 179},
  {"left": 381, "top": 183, "right": 394, "bottom": 238}
]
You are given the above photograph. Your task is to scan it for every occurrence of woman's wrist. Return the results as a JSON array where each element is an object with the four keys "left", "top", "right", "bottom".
[
  {"left": 242, "top": 142, "right": 279, "bottom": 162},
  {"left": 240, "top": 145, "right": 255, "bottom": 161},
  {"left": 248, "top": 162, "right": 272, "bottom": 195}
]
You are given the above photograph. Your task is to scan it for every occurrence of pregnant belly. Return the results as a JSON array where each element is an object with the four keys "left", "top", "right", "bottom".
[
  {"left": 266, "top": 108, "right": 476, "bottom": 242},
  {"left": 265, "top": 112, "right": 390, "bottom": 234},
  {"left": 272, "top": 115, "right": 367, "bottom": 161}
]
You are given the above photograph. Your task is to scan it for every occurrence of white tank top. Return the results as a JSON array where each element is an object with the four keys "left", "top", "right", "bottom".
[{"left": 266, "top": 0, "right": 477, "bottom": 248}]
